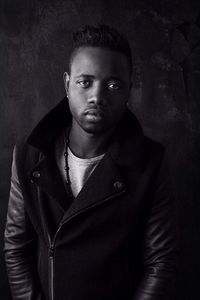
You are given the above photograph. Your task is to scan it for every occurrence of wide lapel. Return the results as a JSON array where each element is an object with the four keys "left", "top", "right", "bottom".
[
  {"left": 61, "top": 153, "right": 126, "bottom": 223},
  {"left": 27, "top": 98, "right": 73, "bottom": 212},
  {"left": 29, "top": 154, "right": 73, "bottom": 212}
]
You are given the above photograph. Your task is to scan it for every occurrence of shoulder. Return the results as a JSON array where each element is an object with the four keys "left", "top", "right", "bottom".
[
  {"left": 142, "top": 136, "right": 173, "bottom": 188},
  {"left": 144, "top": 136, "right": 165, "bottom": 158},
  {"left": 141, "top": 136, "right": 167, "bottom": 176},
  {"left": 13, "top": 136, "right": 41, "bottom": 178}
]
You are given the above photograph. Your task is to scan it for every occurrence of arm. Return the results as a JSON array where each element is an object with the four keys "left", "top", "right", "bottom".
[
  {"left": 133, "top": 155, "right": 179, "bottom": 300},
  {"left": 4, "top": 147, "right": 45, "bottom": 300}
]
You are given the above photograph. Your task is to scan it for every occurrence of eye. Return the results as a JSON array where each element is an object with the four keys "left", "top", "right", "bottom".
[
  {"left": 76, "top": 80, "right": 91, "bottom": 88},
  {"left": 107, "top": 81, "right": 121, "bottom": 91}
]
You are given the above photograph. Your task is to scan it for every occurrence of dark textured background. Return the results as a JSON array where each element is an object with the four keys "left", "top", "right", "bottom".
[{"left": 1, "top": 0, "right": 200, "bottom": 299}]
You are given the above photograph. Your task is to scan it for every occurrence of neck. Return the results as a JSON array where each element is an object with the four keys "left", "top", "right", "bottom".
[{"left": 68, "top": 121, "right": 115, "bottom": 159}]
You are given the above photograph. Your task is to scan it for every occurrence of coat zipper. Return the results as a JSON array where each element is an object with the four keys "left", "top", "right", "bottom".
[
  {"left": 48, "top": 237, "right": 54, "bottom": 300},
  {"left": 47, "top": 189, "right": 125, "bottom": 300}
]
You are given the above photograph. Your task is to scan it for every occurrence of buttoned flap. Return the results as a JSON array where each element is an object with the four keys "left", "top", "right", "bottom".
[
  {"left": 60, "top": 153, "right": 127, "bottom": 223},
  {"left": 28, "top": 155, "right": 73, "bottom": 212}
]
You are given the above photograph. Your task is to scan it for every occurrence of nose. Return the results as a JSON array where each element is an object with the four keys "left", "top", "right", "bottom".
[{"left": 88, "top": 83, "right": 105, "bottom": 106}]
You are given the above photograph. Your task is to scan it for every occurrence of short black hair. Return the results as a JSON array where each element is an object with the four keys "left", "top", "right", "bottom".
[{"left": 69, "top": 24, "right": 133, "bottom": 75}]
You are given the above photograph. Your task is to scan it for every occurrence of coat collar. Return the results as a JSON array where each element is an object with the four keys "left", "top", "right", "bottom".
[
  {"left": 27, "top": 97, "right": 71, "bottom": 155},
  {"left": 27, "top": 97, "right": 146, "bottom": 171},
  {"left": 27, "top": 97, "right": 147, "bottom": 225}
]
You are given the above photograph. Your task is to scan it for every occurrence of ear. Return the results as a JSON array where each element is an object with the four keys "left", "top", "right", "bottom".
[{"left": 63, "top": 72, "right": 70, "bottom": 96}]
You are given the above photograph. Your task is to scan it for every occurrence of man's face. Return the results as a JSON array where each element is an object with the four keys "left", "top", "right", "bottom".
[{"left": 64, "top": 47, "right": 132, "bottom": 135}]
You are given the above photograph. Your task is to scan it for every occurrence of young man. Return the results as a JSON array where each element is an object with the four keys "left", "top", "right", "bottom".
[{"left": 4, "top": 25, "right": 178, "bottom": 300}]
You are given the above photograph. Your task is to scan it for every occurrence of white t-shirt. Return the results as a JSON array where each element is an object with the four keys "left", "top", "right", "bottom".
[
  {"left": 56, "top": 134, "right": 104, "bottom": 197},
  {"left": 67, "top": 147, "right": 104, "bottom": 197}
]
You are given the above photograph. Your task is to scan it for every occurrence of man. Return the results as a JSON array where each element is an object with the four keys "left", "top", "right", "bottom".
[{"left": 4, "top": 24, "right": 178, "bottom": 300}]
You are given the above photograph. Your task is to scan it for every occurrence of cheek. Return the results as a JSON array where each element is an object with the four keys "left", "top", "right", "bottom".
[
  {"left": 68, "top": 86, "right": 88, "bottom": 106},
  {"left": 111, "top": 95, "right": 127, "bottom": 110},
  {"left": 68, "top": 96, "right": 86, "bottom": 119},
  {"left": 111, "top": 99, "right": 127, "bottom": 119},
  {"left": 68, "top": 100, "right": 79, "bottom": 116}
]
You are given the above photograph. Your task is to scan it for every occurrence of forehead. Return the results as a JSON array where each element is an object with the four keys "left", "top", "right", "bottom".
[{"left": 70, "top": 47, "right": 130, "bottom": 79}]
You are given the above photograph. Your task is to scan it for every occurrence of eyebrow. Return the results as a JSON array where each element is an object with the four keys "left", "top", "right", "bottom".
[
  {"left": 74, "top": 74, "right": 95, "bottom": 79},
  {"left": 74, "top": 74, "right": 124, "bottom": 82},
  {"left": 106, "top": 76, "right": 124, "bottom": 82}
]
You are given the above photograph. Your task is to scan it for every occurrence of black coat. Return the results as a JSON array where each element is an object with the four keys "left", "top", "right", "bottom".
[{"left": 4, "top": 98, "right": 178, "bottom": 300}]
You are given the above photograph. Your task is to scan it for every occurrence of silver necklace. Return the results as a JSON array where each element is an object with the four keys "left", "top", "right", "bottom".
[{"left": 64, "top": 132, "right": 71, "bottom": 185}]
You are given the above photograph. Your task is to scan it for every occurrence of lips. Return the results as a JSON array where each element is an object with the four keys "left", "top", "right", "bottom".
[
  {"left": 85, "top": 108, "right": 103, "bottom": 115},
  {"left": 84, "top": 108, "right": 104, "bottom": 122}
]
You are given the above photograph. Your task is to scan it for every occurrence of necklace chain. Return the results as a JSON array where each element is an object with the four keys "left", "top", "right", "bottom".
[{"left": 64, "top": 133, "right": 71, "bottom": 185}]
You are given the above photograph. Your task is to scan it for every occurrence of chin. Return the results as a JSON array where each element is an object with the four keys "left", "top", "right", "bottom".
[
  {"left": 82, "top": 123, "right": 108, "bottom": 134},
  {"left": 83, "top": 127, "right": 105, "bottom": 134}
]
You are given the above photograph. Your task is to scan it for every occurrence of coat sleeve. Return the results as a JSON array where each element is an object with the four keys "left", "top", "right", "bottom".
[
  {"left": 133, "top": 153, "right": 179, "bottom": 300},
  {"left": 4, "top": 147, "right": 45, "bottom": 300}
]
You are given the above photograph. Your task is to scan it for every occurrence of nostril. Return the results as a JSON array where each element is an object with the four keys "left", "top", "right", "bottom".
[
  {"left": 88, "top": 96, "right": 103, "bottom": 104},
  {"left": 88, "top": 96, "right": 97, "bottom": 102}
]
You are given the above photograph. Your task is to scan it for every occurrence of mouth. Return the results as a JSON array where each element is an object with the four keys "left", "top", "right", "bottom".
[{"left": 84, "top": 108, "right": 104, "bottom": 122}]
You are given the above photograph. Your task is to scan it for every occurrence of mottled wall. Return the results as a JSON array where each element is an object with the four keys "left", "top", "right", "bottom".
[{"left": 0, "top": 0, "right": 200, "bottom": 299}]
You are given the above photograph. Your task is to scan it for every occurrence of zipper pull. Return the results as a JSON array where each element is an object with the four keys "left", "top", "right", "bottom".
[{"left": 49, "top": 246, "right": 54, "bottom": 258}]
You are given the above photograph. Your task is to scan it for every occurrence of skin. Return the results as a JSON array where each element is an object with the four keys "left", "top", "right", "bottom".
[{"left": 64, "top": 46, "right": 132, "bottom": 158}]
